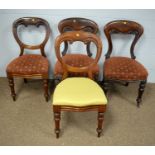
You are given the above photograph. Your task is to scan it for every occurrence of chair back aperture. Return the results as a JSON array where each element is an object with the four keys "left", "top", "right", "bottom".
[
  {"left": 104, "top": 20, "right": 144, "bottom": 59},
  {"left": 55, "top": 31, "right": 102, "bottom": 80},
  {"left": 12, "top": 17, "right": 50, "bottom": 57}
]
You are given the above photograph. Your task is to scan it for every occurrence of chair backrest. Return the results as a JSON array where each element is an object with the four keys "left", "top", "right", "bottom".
[
  {"left": 58, "top": 17, "right": 98, "bottom": 33},
  {"left": 55, "top": 31, "right": 102, "bottom": 80},
  {"left": 13, "top": 17, "right": 50, "bottom": 57},
  {"left": 104, "top": 20, "right": 144, "bottom": 59},
  {"left": 58, "top": 17, "right": 99, "bottom": 57}
]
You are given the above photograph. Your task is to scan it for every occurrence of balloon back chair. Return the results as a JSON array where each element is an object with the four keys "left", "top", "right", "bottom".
[
  {"left": 54, "top": 17, "right": 100, "bottom": 80},
  {"left": 53, "top": 31, "right": 107, "bottom": 138},
  {"left": 103, "top": 20, "right": 148, "bottom": 107},
  {"left": 6, "top": 17, "right": 50, "bottom": 101}
]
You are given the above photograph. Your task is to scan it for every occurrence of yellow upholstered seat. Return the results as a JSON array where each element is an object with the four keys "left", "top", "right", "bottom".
[{"left": 53, "top": 77, "right": 107, "bottom": 107}]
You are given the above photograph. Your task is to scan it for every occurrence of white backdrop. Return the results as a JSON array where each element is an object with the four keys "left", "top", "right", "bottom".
[{"left": 0, "top": 9, "right": 154, "bottom": 82}]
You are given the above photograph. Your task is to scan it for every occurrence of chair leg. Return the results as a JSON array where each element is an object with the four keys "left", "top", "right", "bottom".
[
  {"left": 8, "top": 77, "right": 16, "bottom": 101},
  {"left": 102, "top": 80, "right": 109, "bottom": 95},
  {"left": 136, "top": 80, "right": 147, "bottom": 107},
  {"left": 43, "top": 79, "right": 49, "bottom": 102},
  {"left": 54, "top": 76, "right": 61, "bottom": 86},
  {"left": 97, "top": 110, "right": 104, "bottom": 137},
  {"left": 23, "top": 78, "right": 28, "bottom": 83},
  {"left": 54, "top": 109, "right": 61, "bottom": 138}
]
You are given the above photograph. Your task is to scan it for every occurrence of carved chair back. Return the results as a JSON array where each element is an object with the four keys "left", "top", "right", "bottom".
[
  {"left": 55, "top": 31, "right": 102, "bottom": 80},
  {"left": 13, "top": 17, "right": 50, "bottom": 57},
  {"left": 104, "top": 20, "right": 143, "bottom": 59},
  {"left": 58, "top": 17, "right": 99, "bottom": 56}
]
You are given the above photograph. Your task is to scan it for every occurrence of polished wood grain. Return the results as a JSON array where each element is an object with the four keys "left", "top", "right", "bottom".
[
  {"left": 13, "top": 17, "right": 50, "bottom": 57},
  {"left": 53, "top": 31, "right": 106, "bottom": 138},
  {"left": 8, "top": 77, "right": 16, "bottom": 101},
  {"left": 55, "top": 31, "right": 102, "bottom": 80},
  {"left": 103, "top": 20, "right": 147, "bottom": 107},
  {"left": 58, "top": 17, "right": 99, "bottom": 57},
  {"left": 7, "top": 17, "right": 50, "bottom": 101},
  {"left": 104, "top": 20, "right": 144, "bottom": 59}
]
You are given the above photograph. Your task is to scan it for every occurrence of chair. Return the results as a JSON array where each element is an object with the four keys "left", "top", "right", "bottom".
[
  {"left": 103, "top": 20, "right": 148, "bottom": 107},
  {"left": 53, "top": 31, "right": 107, "bottom": 138},
  {"left": 6, "top": 17, "right": 50, "bottom": 101},
  {"left": 54, "top": 17, "right": 99, "bottom": 80}
]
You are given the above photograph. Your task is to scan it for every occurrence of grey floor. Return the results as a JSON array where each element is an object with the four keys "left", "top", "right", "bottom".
[{"left": 0, "top": 77, "right": 155, "bottom": 146}]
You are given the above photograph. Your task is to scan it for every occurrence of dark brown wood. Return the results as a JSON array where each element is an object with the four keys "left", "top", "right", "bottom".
[
  {"left": 61, "top": 41, "right": 68, "bottom": 56},
  {"left": 136, "top": 80, "right": 147, "bottom": 107},
  {"left": 53, "top": 105, "right": 106, "bottom": 138},
  {"left": 24, "top": 78, "right": 28, "bottom": 83},
  {"left": 104, "top": 20, "right": 144, "bottom": 59},
  {"left": 54, "top": 112, "right": 61, "bottom": 138},
  {"left": 58, "top": 17, "right": 99, "bottom": 57},
  {"left": 43, "top": 79, "right": 49, "bottom": 102},
  {"left": 53, "top": 106, "right": 61, "bottom": 138},
  {"left": 53, "top": 31, "right": 106, "bottom": 138},
  {"left": 7, "top": 17, "right": 50, "bottom": 101},
  {"left": 8, "top": 77, "right": 16, "bottom": 101},
  {"left": 103, "top": 20, "right": 147, "bottom": 107},
  {"left": 97, "top": 111, "right": 104, "bottom": 137},
  {"left": 13, "top": 17, "right": 50, "bottom": 57},
  {"left": 57, "top": 105, "right": 106, "bottom": 112},
  {"left": 86, "top": 42, "right": 92, "bottom": 57},
  {"left": 102, "top": 79, "right": 109, "bottom": 95}
]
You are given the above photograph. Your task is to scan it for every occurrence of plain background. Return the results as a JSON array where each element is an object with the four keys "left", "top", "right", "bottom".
[
  {"left": 0, "top": 0, "right": 155, "bottom": 153},
  {"left": 0, "top": 9, "right": 155, "bottom": 82}
]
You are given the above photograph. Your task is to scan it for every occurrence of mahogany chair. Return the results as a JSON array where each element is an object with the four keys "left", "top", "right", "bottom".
[
  {"left": 53, "top": 31, "right": 107, "bottom": 138},
  {"left": 54, "top": 17, "right": 99, "bottom": 80},
  {"left": 103, "top": 20, "right": 148, "bottom": 107},
  {"left": 6, "top": 17, "right": 50, "bottom": 101}
]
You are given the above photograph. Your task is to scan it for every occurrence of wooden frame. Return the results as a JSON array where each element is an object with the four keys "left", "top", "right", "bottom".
[
  {"left": 53, "top": 31, "right": 106, "bottom": 138},
  {"left": 6, "top": 17, "right": 51, "bottom": 101},
  {"left": 58, "top": 17, "right": 99, "bottom": 57},
  {"left": 13, "top": 17, "right": 50, "bottom": 57},
  {"left": 103, "top": 20, "right": 147, "bottom": 107},
  {"left": 53, "top": 105, "right": 106, "bottom": 138}
]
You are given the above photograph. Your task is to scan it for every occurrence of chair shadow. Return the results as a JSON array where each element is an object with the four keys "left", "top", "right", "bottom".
[
  {"left": 106, "top": 82, "right": 153, "bottom": 108},
  {"left": 15, "top": 79, "right": 43, "bottom": 100},
  {"left": 107, "top": 83, "right": 138, "bottom": 107},
  {"left": 60, "top": 109, "right": 113, "bottom": 137}
]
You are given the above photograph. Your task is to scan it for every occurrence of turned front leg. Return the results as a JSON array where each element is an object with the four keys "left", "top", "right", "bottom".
[
  {"left": 97, "top": 111, "right": 104, "bottom": 137},
  {"left": 43, "top": 79, "right": 49, "bottom": 102},
  {"left": 8, "top": 77, "right": 16, "bottom": 101},
  {"left": 136, "top": 80, "right": 147, "bottom": 107},
  {"left": 54, "top": 111, "right": 61, "bottom": 138}
]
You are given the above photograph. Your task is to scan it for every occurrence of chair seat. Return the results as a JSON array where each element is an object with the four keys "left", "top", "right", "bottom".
[
  {"left": 53, "top": 77, "right": 107, "bottom": 107},
  {"left": 6, "top": 54, "right": 49, "bottom": 77},
  {"left": 54, "top": 54, "right": 99, "bottom": 77},
  {"left": 104, "top": 57, "right": 148, "bottom": 81}
]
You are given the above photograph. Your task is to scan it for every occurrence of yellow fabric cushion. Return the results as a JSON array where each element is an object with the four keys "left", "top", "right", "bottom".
[{"left": 53, "top": 77, "right": 107, "bottom": 107}]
